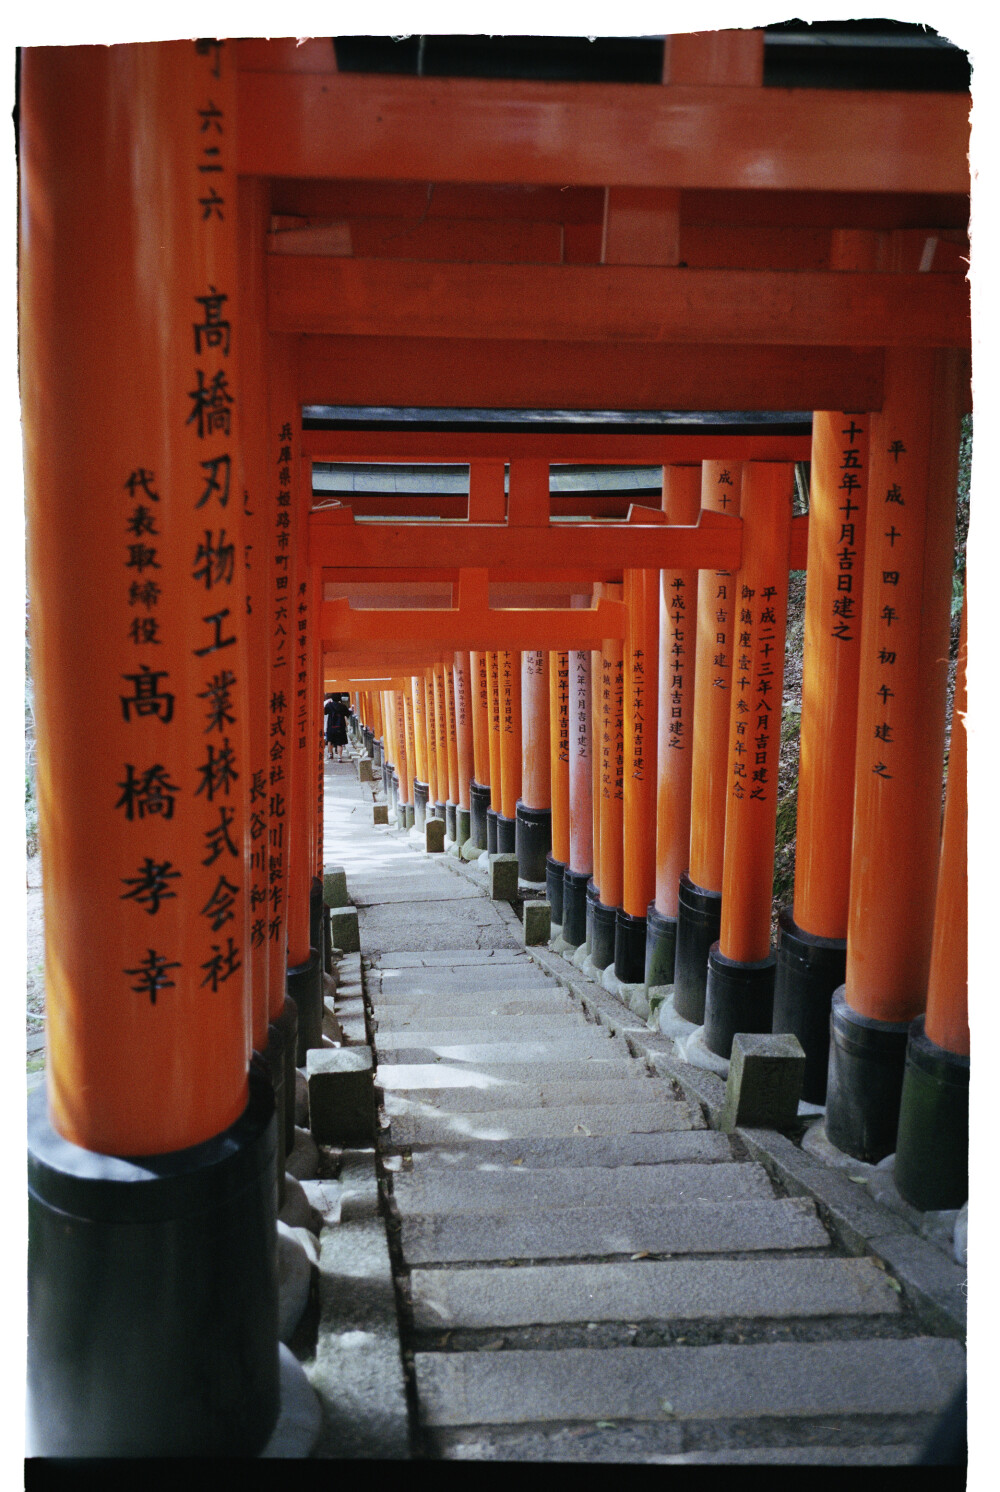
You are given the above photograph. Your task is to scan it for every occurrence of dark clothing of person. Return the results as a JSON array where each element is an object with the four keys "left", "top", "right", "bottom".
[{"left": 325, "top": 697, "right": 347, "bottom": 747}]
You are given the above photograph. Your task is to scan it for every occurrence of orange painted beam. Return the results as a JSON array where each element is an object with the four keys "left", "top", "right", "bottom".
[
  {"left": 311, "top": 510, "right": 742, "bottom": 573},
  {"left": 321, "top": 595, "right": 626, "bottom": 651},
  {"left": 298, "top": 337, "right": 882, "bottom": 415},
  {"left": 269, "top": 257, "right": 969, "bottom": 348},
  {"left": 302, "top": 427, "right": 813, "bottom": 464},
  {"left": 270, "top": 215, "right": 564, "bottom": 263},
  {"left": 236, "top": 72, "right": 970, "bottom": 195}
]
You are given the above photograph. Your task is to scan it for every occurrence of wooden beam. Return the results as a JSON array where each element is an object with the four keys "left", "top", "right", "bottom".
[
  {"left": 269, "top": 257, "right": 969, "bottom": 348},
  {"left": 321, "top": 566, "right": 625, "bottom": 586},
  {"left": 302, "top": 428, "right": 813, "bottom": 464},
  {"left": 322, "top": 594, "right": 627, "bottom": 650},
  {"left": 236, "top": 74, "right": 969, "bottom": 195},
  {"left": 297, "top": 335, "right": 882, "bottom": 413},
  {"left": 310, "top": 509, "right": 742, "bottom": 572},
  {"left": 269, "top": 216, "right": 564, "bottom": 263}
]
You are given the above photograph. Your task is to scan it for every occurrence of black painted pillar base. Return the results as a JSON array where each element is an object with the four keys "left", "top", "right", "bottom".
[
  {"left": 591, "top": 899, "right": 618, "bottom": 972},
  {"left": 515, "top": 801, "right": 552, "bottom": 883},
  {"left": 614, "top": 908, "right": 647, "bottom": 984},
  {"left": 585, "top": 878, "right": 600, "bottom": 953},
  {"left": 259, "top": 1022, "right": 287, "bottom": 1202},
  {"left": 400, "top": 802, "right": 415, "bottom": 830},
  {"left": 824, "top": 987, "right": 911, "bottom": 1163},
  {"left": 456, "top": 806, "right": 471, "bottom": 848},
  {"left": 773, "top": 908, "right": 846, "bottom": 1104},
  {"left": 894, "top": 1016, "right": 969, "bottom": 1212},
  {"left": 563, "top": 866, "right": 590, "bottom": 948},
  {"left": 645, "top": 902, "right": 678, "bottom": 989},
  {"left": 391, "top": 768, "right": 400, "bottom": 813},
  {"left": 287, "top": 948, "right": 323, "bottom": 1066},
  {"left": 269, "top": 995, "right": 299, "bottom": 1158},
  {"left": 546, "top": 853, "right": 565, "bottom": 924},
  {"left": 470, "top": 780, "right": 491, "bottom": 850},
  {"left": 674, "top": 872, "right": 723, "bottom": 1025},
  {"left": 704, "top": 944, "right": 776, "bottom": 1060},
  {"left": 372, "top": 738, "right": 383, "bottom": 771},
  {"left": 434, "top": 800, "right": 447, "bottom": 822},
  {"left": 309, "top": 876, "right": 324, "bottom": 968},
  {"left": 323, "top": 904, "right": 334, "bottom": 975},
  {"left": 486, "top": 808, "right": 499, "bottom": 855},
  {"left": 446, "top": 801, "right": 458, "bottom": 841},
  {"left": 27, "top": 1069, "right": 280, "bottom": 1457},
  {"left": 413, "top": 779, "right": 429, "bottom": 832},
  {"left": 496, "top": 812, "right": 517, "bottom": 854}
]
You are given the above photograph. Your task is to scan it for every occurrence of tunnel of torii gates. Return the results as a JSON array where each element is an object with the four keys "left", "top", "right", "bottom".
[{"left": 19, "top": 35, "right": 970, "bottom": 1456}]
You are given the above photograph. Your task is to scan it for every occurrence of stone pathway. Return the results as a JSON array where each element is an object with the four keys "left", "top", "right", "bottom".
[{"left": 322, "top": 755, "right": 965, "bottom": 1464}]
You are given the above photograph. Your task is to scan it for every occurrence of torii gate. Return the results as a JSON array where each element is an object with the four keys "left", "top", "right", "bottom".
[{"left": 20, "top": 34, "right": 970, "bottom": 1456}]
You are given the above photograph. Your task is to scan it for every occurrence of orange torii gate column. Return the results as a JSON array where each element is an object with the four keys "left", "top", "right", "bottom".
[
  {"left": 704, "top": 465, "right": 795, "bottom": 1057},
  {"left": 452, "top": 651, "right": 474, "bottom": 852},
  {"left": 563, "top": 647, "right": 594, "bottom": 948},
  {"left": 615, "top": 569, "right": 660, "bottom": 989},
  {"left": 894, "top": 605, "right": 969, "bottom": 1211},
  {"left": 444, "top": 656, "right": 461, "bottom": 843},
  {"left": 772, "top": 413, "right": 868, "bottom": 1100},
  {"left": 486, "top": 650, "right": 503, "bottom": 852},
  {"left": 400, "top": 684, "right": 417, "bottom": 828},
  {"left": 432, "top": 663, "right": 449, "bottom": 820},
  {"left": 497, "top": 649, "right": 523, "bottom": 853},
  {"left": 674, "top": 463, "right": 744, "bottom": 1022},
  {"left": 826, "top": 349, "right": 964, "bottom": 1161},
  {"left": 411, "top": 672, "right": 430, "bottom": 830},
  {"left": 467, "top": 649, "right": 492, "bottom": 854},
  {"left": 21, "top": 43, "right": 279, "bottom": 1455},
  {"left": 590, "top": 590, "right": 624, "bottom": 973},
  {"left": 517, "top": 649, "right": 552, "bottom": 882},
  {"left": 647, "top": 466, "right": 701, "bottom": 1005},
  {"left": 546, "top": 650, "right": 571, "bottom": 925}
]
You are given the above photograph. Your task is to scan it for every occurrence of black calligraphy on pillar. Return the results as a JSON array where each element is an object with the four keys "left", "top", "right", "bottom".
[
  {"left": 831, "top": 418, "right": 867, "bottom": 643},
  {"left": 667, "top": 576, "right": 688, "bottom": 751}
]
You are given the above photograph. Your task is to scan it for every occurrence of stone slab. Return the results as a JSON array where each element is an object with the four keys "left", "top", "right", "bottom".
[
  {"left": 328, "top": 906, "right": 361, "bottom": 954},
  {"left": 359, "top": 902, "right": 519, "bottom": 954},
  {"left": 374, "top": 996, "right": 582, "bottom": 1023},
  {"left": 372, "top": 803, "right": 389, "bottom": 826},
  {"left": 400, "top": 1196, "right": 827, "bottom": 1266},
  {"left": 373, "top": 969, "right": 559, "bottom": 999},
  {"left": 387, "top": 1100, "right": 697, "bottom": 1146},
  {"left": 410, "top": 1255, "right": 904, "bottom": 1329},
  {"left": 720, "top": 1033, "right": 805, "bottom": 1133},
  {"left": 377, "top": 1039, "right": 639, "bottom": 1067},
  {"left": 375, "top": 1024, "right": 613, "bottom": 1050},
  {"left": 307, "top": 1047, "right": 375, "bottom": 1145},
  {"left": 425, "top": 818, "right": 446, "bottom": 853},
  {"left": 307, "top": 1152, "right": 411, "bottom": 1459},
  {"left": 376, "top": 1061, "right": 648, "bottom": 1090},
  {"left": 373, "top": 950, "right": 527, "bottom": 968},
  {"left": 375, "top": 1013, "right": 592, "bottom": 1036},
  {"left": 349, "top": 875, "right": 482, "bottom": 906},
  {"left": 489, "top": 854, "right": 520, "bottom": 901},
  {"left": 523, "top": 900, "right": 551, "bottom": 946},
  {"left": 414, "top": 1337, "right": 965, "bottom": 1426},
  {"left": 382, "top": 1080, "right": 674, "bottom": 1115},
  {"left": 397, "top": 1132, "right": 735, "bottom": 1169},
  {"left": 394, "top": 1161, "right": 772, "bottom": 1214}
]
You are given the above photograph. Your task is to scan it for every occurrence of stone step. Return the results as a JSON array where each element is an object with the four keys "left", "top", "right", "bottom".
[
  {"left": 384, "top": 1080, "right": 669, "bottom": 1115},
  {"left": 393, "top": 1162, "right": 772, "bottom": 1216},
  {"left": 375, "top": 1027, "right": 618, "bottom": 1052},
  {"left": 376, "top": 1013, "right": 592, "bottom": 1037},
  {"left": 386, "top": 1100, "right": 700, "bottom": 1147},
  {"left": 395, "top": 1133, "right": 736, "bottom": 1169},
  {"left": 409, "top": 1256, "right": 904, "bottom": 1330},
  {"left": 372, "top": 973, "right": 560, "bottom": 1000},
  {"left": 378, "top": 1041, "right": 634, "bottom": 1066},
  {"left": 414, "top": 1337, "right": 965, "bottom": 1427},
  {"left": 399, "top": 1196, "right": 829, "bottom": 1264},
  {"left": 350, "top": 875, "right": 482, "bottom": 905},
  {"left": 433, "top": 1430, "right": 922, "bottom": 1464},
  {"left": 376, "top": 1061, "right": 648, "bottom": 1091},
  {"left": 373, "top": 950, "right": 529, "bottom": 968},
  {"left": 375, "top": 997, "right": 581, "bottom": 1024}
]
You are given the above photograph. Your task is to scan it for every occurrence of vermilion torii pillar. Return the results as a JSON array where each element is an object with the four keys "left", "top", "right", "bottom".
[
  {"left": 486, "top": 650, "right": 503, "bottom": 853},
  {"left": 423, "top": 668, "right": 441, "bottom": 817},
  {"left": 411, "top": 672, "right": 430, "bottom": 829},
  {"left": 895, "top": 605, "right": 969, "bottom": 1210},
  {"left": 704, "top": 464, "right": 794, "bottom": 1057},
  {"left": 591, "top": 588, "right": 624, "bottom": 974},
  {"left": 826, "top": 349, "right": 963, "bottom": 1161},
  {"left": 772, "top": 412, "right": 869, "bottom": 1100},
  {"left": 468, "top": 649, "right": 492, "bottom": 854},
  {"left": 401, "top": 684, "right": 417, "bottom": 828},
  {"left": 616, "top": 567, "right": 660, "bottom": 990},
  {"left": 674, "top": 462, "right": 744, "bottom": 1022},
  {"left": 546, "top": 649, "right": 571, "bottom": 926},
  {"left": 517, "top": 649, "right": 552, "bottom": 882},
  {"left": 21, "top": 42, "right": 278, "bottom": 1455},
  {"left": 453, "top": 651, "right": 474, "bottom": 852},
  {"left": 647, "top": 465, "right": 701, "bottom": 1005},
  {"left": 497, "top": 649, "right": 523, "bottom": 854},
  {"left": 445, "top": 656, "right": 461, "bottom": 842},
  {"left": 563, "top": 648, "right": 594, "bottom": 949},
  {"left": 432, "top": 662, "right": 449, "bottom": 820}
]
